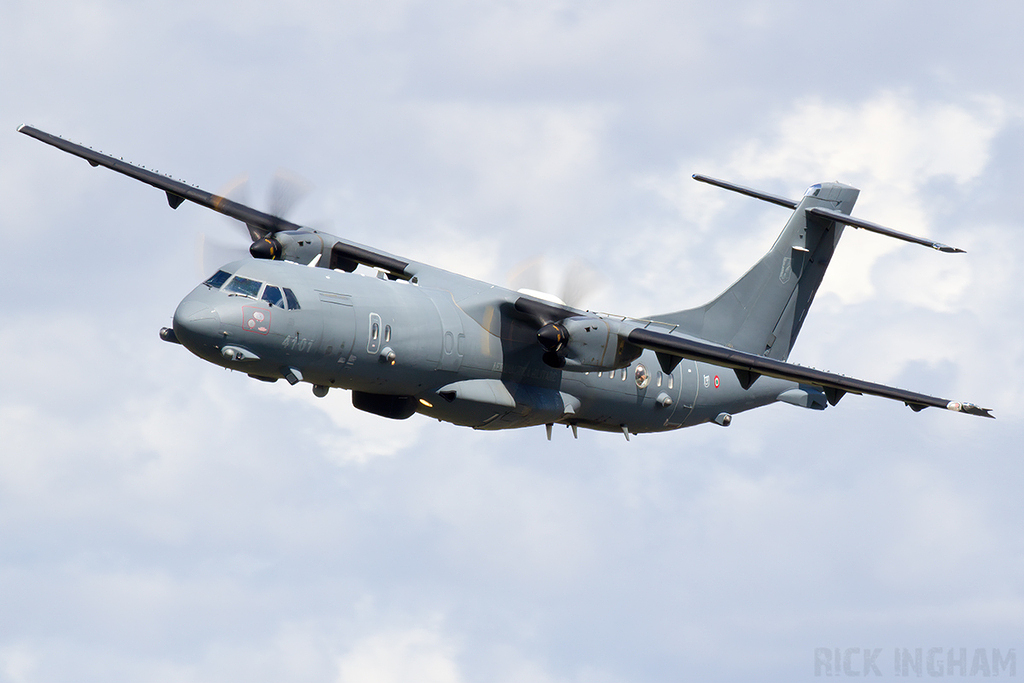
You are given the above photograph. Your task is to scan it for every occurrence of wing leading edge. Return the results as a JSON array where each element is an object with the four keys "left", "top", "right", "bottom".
[
  {"left": 19, "top": 125, "right": 416, "bottom": 279},
  {"left": 18, "top": 125, "right": 299, "bottom": 240},
  {"left": 627, "top": 327, "right": 993, "bottom": 418}
]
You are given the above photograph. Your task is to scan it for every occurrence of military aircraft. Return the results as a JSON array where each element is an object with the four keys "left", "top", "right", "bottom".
[{"left": 19, "top": 125, "right": 992, "bottom": 440}]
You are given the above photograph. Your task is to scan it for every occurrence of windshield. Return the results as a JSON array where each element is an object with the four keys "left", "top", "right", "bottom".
[
  {"left": 225, "top": 276, "right": 262, "bottom": 298},
  {"left": 203, "top": 270, "right": 231, "bottom": 289},
  {"left": 201, "top": 270, "right": 301, "bottom": 310}
]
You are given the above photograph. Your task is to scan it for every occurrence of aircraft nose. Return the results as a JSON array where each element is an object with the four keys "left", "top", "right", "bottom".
[{"left": 172, "top": 299, "right": 222, "bottom": 351}]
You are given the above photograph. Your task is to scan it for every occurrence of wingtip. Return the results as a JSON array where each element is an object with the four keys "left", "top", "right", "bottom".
[
  {"left": 948, "top": 401, "right": 995, "bottom": 418},
  {"left": 17, "top": 124, "right": 44, "bottom": 139}
]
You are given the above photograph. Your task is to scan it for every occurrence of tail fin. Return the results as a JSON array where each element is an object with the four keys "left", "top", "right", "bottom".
[{"left": 654, "top": 181, "right": 860, "bottom": 360}]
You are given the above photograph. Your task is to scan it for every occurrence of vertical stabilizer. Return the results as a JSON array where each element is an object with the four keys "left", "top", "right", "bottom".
[{"left": 654, "top": 182, "right": 860, "bottom": 360}]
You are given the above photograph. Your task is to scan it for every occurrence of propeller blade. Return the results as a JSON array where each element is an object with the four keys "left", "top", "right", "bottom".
[
  {"left": 195, "top": 232, "right": 250, "bottom": 279},
  {"left": 267, "top": 168, "right": 313, "bottom": 220},
  {"left": 507, "top": 255, "right": 547, "bottom": 294},
  {"left": 559, "top": 258, "right": 605, "bottom": 309},
  {"left": 214, "top": 174, "right": 258, "bottom": 242},
  {"left": 507, "top": 256, "right": 606, "bottom": 309}
]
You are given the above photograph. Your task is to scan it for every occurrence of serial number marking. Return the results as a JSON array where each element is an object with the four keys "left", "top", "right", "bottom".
[{"left": 282, "top": 334, "right": 316, "bottom": 353}]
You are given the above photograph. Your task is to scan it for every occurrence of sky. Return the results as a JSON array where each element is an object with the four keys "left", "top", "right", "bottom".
[{"left": 2, "top": 1, "right": 1023, "bottom": 681}]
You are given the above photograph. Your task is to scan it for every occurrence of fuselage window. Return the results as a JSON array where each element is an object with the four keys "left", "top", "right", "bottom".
[
  {"left": 203, "top": 270, "right": 231, "bottom": 289},
  {"left": 384, "top": 325, "right": 392, "bottom": 343},
  {"left": 283, "top": 288, "right": 301, "bottom": 310},
  {"left": 668, "top": 373, "right": 674, "bottom": 390},
  {"left": 261, "top": 285, "right": 285, "bottom": 309},
  {"left": 621, "top": 368, "right": 627, "bottom": 381},
  {"left": 367, "top": 313, "right": 382, "bottom": 354},
  {"left": 656, "top": 372, "right": 663, "bottom": 388},
  {"left": 225, "top": 276, "right": 262, "bottom": 298}
]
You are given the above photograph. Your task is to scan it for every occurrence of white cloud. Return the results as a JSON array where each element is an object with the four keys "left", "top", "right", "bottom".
[
  {"left": 335, "top": 625, "right": 462, "bottom": 683},
  {"left": 730, "top": 93, "right": 1007, "bottom": 186},
  {"left": 644, "top": 92, "right": 1011, "bottom": 306},
  {"left": 0, "top": 643, "right": 36, "bottom": 683},
  {"left": 273, "top": 385, "right": 429, "bottom": 465},
  {"left": 419, "top": 103, "right": 609, "bottom": 216}
]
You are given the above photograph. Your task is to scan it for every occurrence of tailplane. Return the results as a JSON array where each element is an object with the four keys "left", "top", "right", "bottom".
[{"left": 654, "top": 175, "right": 963, "bottom": 360}]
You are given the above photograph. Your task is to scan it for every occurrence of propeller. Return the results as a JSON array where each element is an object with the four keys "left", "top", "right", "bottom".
[
  {"left": 195, "top": 231, "right": 250, "bottom": 278},
  {"left": 511, "top": 296, "right": 578, "bottom": 369},
  {"left": 506, "top": 256, "right": 606, "bottom": 309},
  {"left": 513, "top": 295, "right": 642, "bottom": 371},
  {"left": 507, "top": 256, "right": 607, "bottom": 368},
  {"left": 194, "top": 174, "right": 253, "bottom": 277},
  {"left": 195, "top": 170, "right": 312, "bottom": 276},
  {"left": 251, "top": 169, "right": 314, "bottom": 259},
  {"left": 267, "top": 168, "right": 313, "bottom": 222}
]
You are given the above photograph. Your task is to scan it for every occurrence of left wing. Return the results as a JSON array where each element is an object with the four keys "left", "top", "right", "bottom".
[{"left": 627, "top": 326, "right": 993, "bottom": 417}]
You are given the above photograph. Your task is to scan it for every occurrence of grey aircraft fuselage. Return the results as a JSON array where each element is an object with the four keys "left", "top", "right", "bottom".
[
  {"left": 175, "top": 256, "right": 793, "bottom": 434},
  {"left": 19, "top": 124, "right": 992, "bottom": 436}
]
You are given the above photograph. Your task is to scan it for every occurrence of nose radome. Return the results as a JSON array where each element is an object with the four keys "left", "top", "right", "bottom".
[{"left": 172, "top": 299, "right": 222, "bottom": 350}]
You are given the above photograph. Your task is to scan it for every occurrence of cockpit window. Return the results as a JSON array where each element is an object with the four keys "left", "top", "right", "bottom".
[
  {"left": 262, "top": 285, "right": 285, "bottom": 309},
  {"left": 225, "top": 276, "right": 262, "bottom": 298},
  {"left": 203, "top": 270, "right": 231, "bottom": 289},
  {"left": 283, "top": 287, "right": 300, "bottom": 310}
]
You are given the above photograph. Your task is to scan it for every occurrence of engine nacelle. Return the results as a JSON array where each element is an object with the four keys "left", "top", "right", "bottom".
[
  {"left": 251, "top": 229, "right": 413, "bottom": 280},
  {"left": 558, "top": 316, "right": 642, "bottom": 372},
  {"left": 250, "top": 230, "right": 326, "bottom": 265}
]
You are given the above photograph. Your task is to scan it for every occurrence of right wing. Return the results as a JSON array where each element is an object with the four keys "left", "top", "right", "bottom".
[
  {"left": 626, "top": 326, "right": 993, "bottom": 418},
  {"left": 19, "top": 125, "right": 417, "bottom": 280},
  {"left": 18, "top": 125, "right": 297, "bottom": 240}
]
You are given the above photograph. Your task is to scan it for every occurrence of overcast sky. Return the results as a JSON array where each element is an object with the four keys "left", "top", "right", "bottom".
[{"left": 2, "top": 2, "right": 1023, "bottom": 681}]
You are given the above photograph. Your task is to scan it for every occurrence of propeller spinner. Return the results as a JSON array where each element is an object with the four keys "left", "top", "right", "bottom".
[{"left": 537, "top": 321, "right": 569, "bottom": 368}]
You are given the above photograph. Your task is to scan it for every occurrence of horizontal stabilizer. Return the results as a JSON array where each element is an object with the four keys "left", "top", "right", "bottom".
[
  {"left": 806, "top": 206, "right": 965, "bottom": 253},
  {"left": 627, "top": 327, "right": 993, "bottom": 418},
  {"left": 691, "top": 174, "right": 798, "bottom": 209},
  {"left": 692, "top": 173, "right": 965, "bottom": 253}
]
